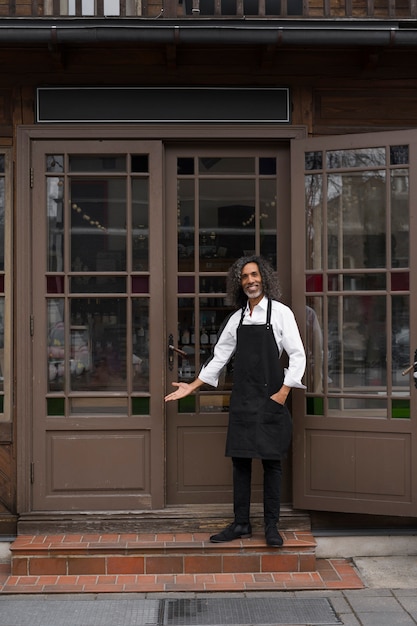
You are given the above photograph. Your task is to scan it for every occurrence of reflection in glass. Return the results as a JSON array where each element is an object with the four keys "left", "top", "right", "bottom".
[
  {"left": 328, "top": 171, "right": 386, "bottom": 270},
  {"left": 47, "top": 298, "right": 65, "bottom": 392},
  {"left": 328, "top": 294, "right": 386, "bottom": 394},
  {"left": 260, "top": 179, "right": 277, "bottom": 267},
  {"left": 177, "top": 179, "right": 195, "bottom": 272},
  {"left": 46, "top": 155, "right": 64, "bottom": 172},
  {"left": 326, "top": 147, "right": 385, "bottom": 169},
  {"left": 392, "top": 295, "right": 409, "bottom": 389},
  {"left": 305, "top": 151, "right": 322, "bottom": 171},
  {"left": 306, "top": 297, "right": 323, "bottom": 394},
  {"left": 132, "top": 178, "right": 149, "bottom": 271},
  {"left": 70, "top": 177, "right": 126, "bottom": 272},
  {"left": 391, "top": 169, "right": 409, "bottom": 268},
  {"left": 132, "top": 298, "right": 149, "bottom": 392},
  {"left": 390, "top": 145, "right": 409, "bottom": 165},
  {"left": 305, "top": 174, "right": 323, "bottom": 271},
  {"left": 47, "top": 177, "right": 64, "bottom": 272}
]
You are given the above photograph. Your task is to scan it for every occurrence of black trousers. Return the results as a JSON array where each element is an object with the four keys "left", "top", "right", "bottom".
[{"left": 232, "top": 456, "right": 282, "bottom": 526}]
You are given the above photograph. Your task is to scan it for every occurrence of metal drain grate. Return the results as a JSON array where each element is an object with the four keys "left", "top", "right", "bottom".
[
  {"left": 0, "top": 597, "right": 341, "bottom": 626},
  {"left": 162, "top": 597, "right": 341, "bottom": 625}
]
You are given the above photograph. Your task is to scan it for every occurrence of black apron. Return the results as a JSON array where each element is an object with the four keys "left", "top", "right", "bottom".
[{"left": 225, "top": 298, "right": 292, "bottom": 460}]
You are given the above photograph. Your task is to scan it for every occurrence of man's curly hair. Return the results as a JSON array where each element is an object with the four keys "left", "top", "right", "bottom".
[{"left": 226, "top": 255, "right": 282, "bottom": 308}]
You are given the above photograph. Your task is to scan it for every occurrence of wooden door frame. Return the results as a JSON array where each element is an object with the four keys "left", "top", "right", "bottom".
[
  {"left": 291, "top": 128, "right": 417, "bottom": 516},
  {"left": 15, "top": 124, "right": 307, "bottom": 516}
]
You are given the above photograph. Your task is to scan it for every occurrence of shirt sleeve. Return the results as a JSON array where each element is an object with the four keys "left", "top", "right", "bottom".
[
  {"left": 198, "top": 310, "right": 239, "bottom": 388},
  {"left": 272, "top": 303, "right": 307, "bottom": 390}
]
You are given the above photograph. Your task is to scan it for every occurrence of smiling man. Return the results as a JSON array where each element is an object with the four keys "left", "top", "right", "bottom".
[{"left": 165, "top": 255, "right": 306, "bottom": 547}]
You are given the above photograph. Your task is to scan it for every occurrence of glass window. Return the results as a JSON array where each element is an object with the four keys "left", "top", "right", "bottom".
[{"left": 305, "top": 144, "right": 410, "bottom": 419}]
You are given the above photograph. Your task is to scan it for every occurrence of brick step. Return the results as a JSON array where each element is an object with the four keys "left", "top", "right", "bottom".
[{"left": 10, "top": 530, "right": 316, "bottom": 578}]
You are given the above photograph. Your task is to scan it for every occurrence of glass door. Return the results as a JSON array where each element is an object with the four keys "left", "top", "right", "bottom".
[
  {"left": 30, "top": 139, "right": 165, "bottom": 511},
  {"left": 292, "top": 130, "right": 417, "bottom": 516},
  {"left": 165, "top": 144, "right": 292, "bottom": 504}
]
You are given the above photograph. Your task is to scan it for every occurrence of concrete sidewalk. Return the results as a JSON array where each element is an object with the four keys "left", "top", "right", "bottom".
[{"left": 0, "top": 587, "right": 417, "bottom": 626}]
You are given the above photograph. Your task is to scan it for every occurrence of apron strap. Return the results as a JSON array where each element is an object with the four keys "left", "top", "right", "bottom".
[{"left": 266, "top": 298, "right": 272, "bottom": 329}]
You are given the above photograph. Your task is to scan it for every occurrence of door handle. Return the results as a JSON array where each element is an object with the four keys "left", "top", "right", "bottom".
[
  {"left": 169, "top": 344, "right": 187, "bottom": 357},
  {"left": 168, "top": 334, "right": 187, "bottom": 371},
  {"left": 402, "top": 350, "right": 417, "bottom": 388}
]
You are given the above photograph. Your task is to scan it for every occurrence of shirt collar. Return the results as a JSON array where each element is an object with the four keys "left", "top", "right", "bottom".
[{"left": 245, "top": 295, "right": 268, "bottom": 314}]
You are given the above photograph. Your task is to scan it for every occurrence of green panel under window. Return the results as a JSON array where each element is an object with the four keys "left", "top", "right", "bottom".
[
  {"left": 47, "top": 397, "right": 65, "bottom": 416},
  {"left": 307, "top": 397, "right": 324, "bottom": 416},
  {"left": 392, "top": 398, "right": 410, "bottom": 419},
  {"left": 132, "top": 397, "right": 150, "bottom": 415},
  {"left": 179, "top": 396, "right": 196, "bottom": 413}
]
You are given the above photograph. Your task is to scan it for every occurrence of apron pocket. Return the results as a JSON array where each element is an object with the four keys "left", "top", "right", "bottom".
[{"left": 258, "top": 399, "right": 293, "bottom": 458}]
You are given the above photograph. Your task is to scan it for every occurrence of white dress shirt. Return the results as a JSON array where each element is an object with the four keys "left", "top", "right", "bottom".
[{"left": 199, "top": 296, "right": 306, "bottom": 390}]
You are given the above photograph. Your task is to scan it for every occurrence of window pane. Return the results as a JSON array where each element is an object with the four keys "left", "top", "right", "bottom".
[
  {"left": 392, "top": 295, "right": 409, "bottom": 389},
  {"left": 132, "top": 178, "right": 149, "bottom": 271},
  {"left": 328, "top": 294, "right": 386, "bottom": 394},
  {"left": 46, "top": 155, "right": 64, "bottom": 173},
  {"left": 69, "top": 156, "right": 126, "bottom": 172},
  {"left": 199, "top": 179, "right": 255, "bottom": 266},
  {"left": 260, "top": 179, "right": 277, "bottom": 266},
  {"left": 305, "top": 174, "right": 323, "bottom": 270},
  {"left": 47, "top": 177, "right": 64, "bottom": 272},
  {"left": 327, "top": 148, "right": 386, "bottom": 169},
  {"left": 391, "top": 169, "right": 409, "bottom": 268},
  {"left": 306, "top": 297, "right": 323, "bottom": 394},
  {"left": 178, "top": 179, "right": 195, "bottom": 272},
  {"left": 70, "top": 297, "right": 126, "bottom": 392},
  {"left": 199, "top": 157, "right": 255, "bottom": 174},
  {"left": 71, "top": 178, "right": 126, "bottom": 272},
  {"left": 328, "top": 171, "right": 386, "bottom": 269},
  {"left": 390, "top": 145, "right": 409, "bottom": 165},
  {"left": 48, "top": 298, "right": 65, "bottom": 392},
  {"left": 133, "top": 299, "right": 149, "bottom": 392}
]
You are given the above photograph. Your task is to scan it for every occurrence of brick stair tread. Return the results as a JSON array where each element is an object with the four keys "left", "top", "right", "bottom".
[
  {"left": 0, "top": 560, "right": 365, "bottom": 593},
  {"left": 10, "top": 531, "right": 316, "bottom": 555}
]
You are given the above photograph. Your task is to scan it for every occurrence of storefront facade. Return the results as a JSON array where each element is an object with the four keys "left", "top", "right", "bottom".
[{"left": 1, "top": 9, "right": 417, "bottom": 535}]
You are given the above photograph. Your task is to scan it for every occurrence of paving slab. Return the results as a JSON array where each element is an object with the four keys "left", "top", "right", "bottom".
[{"left": 353, "top": 556, "right": 417, "bottom": 589}]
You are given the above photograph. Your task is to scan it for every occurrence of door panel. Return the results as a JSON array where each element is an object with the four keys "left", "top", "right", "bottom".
[
  {"left": 292, "top": 130, "right": 417, "bottom": 516},
  {"left": 165, "top": 144, "right": 292, "bottom": 504},
  {"left": 31, "top": 139, "right": 164, "bottom": 511}
]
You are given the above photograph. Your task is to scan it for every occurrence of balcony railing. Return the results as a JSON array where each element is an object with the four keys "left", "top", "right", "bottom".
[{"left": 11, "top": 0, "right": 417, "bottom": 20}]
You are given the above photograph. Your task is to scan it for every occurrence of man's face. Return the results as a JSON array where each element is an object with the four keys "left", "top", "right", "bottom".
[{"left": 241, "top": 262, "right": 263, "bottom": 300}]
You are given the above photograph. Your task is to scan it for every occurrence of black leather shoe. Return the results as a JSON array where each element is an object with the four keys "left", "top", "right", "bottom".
[
  {"left": 209, "top": 522, "right": 252, "bottom": 543},
  {"left": 265, "top": 524, "right": 283, "bottom": 547}
]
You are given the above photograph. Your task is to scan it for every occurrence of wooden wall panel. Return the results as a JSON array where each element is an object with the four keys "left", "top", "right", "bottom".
[{"left": 313, "top": 88, "right": 417, "bottom": 134}]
